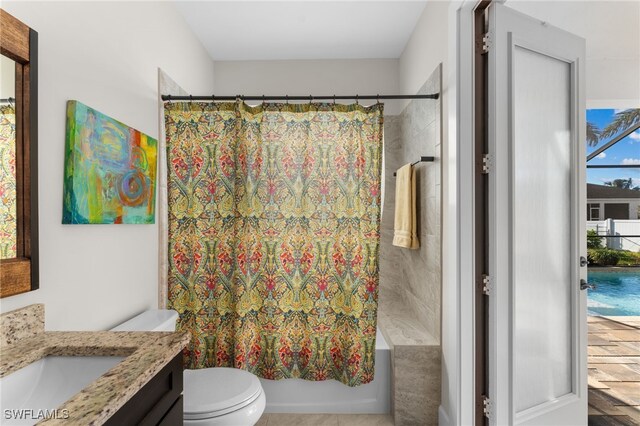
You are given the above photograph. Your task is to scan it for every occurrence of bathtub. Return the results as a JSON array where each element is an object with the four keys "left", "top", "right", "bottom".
[{"left": 260, "top": 328, "right": 391, "bottom": 414}]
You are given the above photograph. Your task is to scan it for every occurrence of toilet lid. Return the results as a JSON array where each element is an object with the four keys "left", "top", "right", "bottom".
[{"left": 183, "top": 367, "right": 263, "bottom": 420}]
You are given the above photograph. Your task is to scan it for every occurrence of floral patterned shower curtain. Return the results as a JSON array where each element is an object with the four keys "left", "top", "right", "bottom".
[{"left": 165, "top": 101, "right": 383, "bottom": 386}]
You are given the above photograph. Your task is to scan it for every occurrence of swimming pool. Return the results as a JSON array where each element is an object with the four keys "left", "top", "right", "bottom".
[{"left": 587, "top": 268, "right": 640, "bottom": 316}]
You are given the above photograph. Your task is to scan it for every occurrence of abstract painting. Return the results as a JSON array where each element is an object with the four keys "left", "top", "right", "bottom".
[{"left": 63, "top": 101, "right": 157, "bottom": 224}]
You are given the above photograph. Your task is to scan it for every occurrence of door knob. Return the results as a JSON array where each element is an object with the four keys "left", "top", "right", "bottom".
[
  {"left": 580, "top": 256, "right": 588, "bottom": 267},
  {"left": 580, "top": 279, "right": 595, "bottom": 291}
]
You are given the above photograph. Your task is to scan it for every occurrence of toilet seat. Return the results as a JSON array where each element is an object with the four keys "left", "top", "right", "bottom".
[{"left": 183, "top": 367, "right": 263, "bottom": 421}]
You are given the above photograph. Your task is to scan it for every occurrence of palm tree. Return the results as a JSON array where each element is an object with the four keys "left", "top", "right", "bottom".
[
  {"left": 603, "top": 178, "right": 640, "bottom": 191},
  {"left": 600, "top": 109, "right": 640, "bottom": 140},
  {"left": 604, "top": 178, "right": 633, "bottom": 190},
  {"left": 587, "top": 122, "right": 600, "bottom": 146}
]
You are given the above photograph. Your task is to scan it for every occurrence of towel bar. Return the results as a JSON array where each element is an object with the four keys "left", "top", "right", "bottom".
[{"left": 393, "top": 156, "right": 435, "bottom": 176}]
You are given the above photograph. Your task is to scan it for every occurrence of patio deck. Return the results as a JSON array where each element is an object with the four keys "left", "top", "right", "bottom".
[{"left": 588, "top": 315, "right": 640, "bottom": 425}]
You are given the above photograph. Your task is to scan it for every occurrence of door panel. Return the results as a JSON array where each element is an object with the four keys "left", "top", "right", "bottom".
[
  {"left": 488, "top": 4, "right": 586, "bottom": 425},
  {"left": 513, "top": 45, "right": 573, "bottom": 414}
]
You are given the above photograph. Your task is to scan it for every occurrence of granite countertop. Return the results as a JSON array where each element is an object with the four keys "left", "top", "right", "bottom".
[{"left": 0, "top": 308, "right": 189, "bottom": 426}]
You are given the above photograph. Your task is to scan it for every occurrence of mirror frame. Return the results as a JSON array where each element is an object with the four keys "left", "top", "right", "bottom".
[{"left": 0, "top": 9, "right": 38, "bottom": 298}]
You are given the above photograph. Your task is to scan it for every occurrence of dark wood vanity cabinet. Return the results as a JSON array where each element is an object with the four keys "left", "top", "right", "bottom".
[{"left": 105, "top": 354, "right": 183, "bottom": 426}]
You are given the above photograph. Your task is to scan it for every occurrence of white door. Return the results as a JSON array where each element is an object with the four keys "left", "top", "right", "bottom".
[{"left": 487, "top": 3, "right": 587, "bottom": 425}]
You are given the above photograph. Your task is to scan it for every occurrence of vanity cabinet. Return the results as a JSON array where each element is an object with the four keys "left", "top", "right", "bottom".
[{"left": 105, "top": 353, "right": 183, "bottom": 426}]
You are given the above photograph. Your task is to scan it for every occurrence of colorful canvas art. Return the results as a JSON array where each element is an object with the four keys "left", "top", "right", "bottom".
[{"left": 63, "top": 101, "right": 157, "bottom": 224}]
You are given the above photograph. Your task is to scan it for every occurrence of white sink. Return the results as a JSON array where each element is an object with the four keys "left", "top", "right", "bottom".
[{"left": 0, "top": 356, "right": 125, "bottom": 425}]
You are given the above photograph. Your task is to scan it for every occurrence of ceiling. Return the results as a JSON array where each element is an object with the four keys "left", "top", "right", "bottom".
[{"left": 173, "top": 1, "right": 428, "bottom": 61}]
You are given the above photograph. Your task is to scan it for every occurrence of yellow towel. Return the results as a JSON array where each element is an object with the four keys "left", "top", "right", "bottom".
[{"left": 392, "top": 164, "right": 419, "bottom": 249}]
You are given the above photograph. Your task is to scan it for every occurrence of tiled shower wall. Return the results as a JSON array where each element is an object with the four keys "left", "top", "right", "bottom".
[{"left": 379, "top": 64, "right": 442, "bottom": 342}]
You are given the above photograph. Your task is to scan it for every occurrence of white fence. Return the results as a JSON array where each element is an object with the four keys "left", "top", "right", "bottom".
[{"left": 587, "top": 219, "right": 640, "bottom": 252}]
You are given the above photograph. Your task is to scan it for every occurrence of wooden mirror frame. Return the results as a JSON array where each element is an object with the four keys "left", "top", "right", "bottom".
[{"left": 0, "top": 9, "right": 38, "bottom": 298}]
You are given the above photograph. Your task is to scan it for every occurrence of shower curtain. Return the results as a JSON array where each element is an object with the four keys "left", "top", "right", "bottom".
[{"left": 165, "top": 101, "right": 383, "bottom": 386}]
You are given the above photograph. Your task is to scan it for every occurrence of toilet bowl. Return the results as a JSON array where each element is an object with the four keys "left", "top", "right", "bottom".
[{"left": 111, "top": 310, "right": 266, "bottom": 425}]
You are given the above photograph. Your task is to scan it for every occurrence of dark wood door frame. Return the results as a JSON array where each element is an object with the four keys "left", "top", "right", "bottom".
[{"left": 474, "top": 1, "right": 491, "bottom": 424}]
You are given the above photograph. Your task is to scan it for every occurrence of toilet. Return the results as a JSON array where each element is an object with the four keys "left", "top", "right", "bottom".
[{"left": 111, "top": 310, "right": 266, "bottom": 425}]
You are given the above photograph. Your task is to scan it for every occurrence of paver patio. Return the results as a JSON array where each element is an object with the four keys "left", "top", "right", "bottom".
[{"left": 588, "top": 316, "right": 640, "bottom": 425}]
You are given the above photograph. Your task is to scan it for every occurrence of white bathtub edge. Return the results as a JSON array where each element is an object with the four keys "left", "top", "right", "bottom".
[{"left": 262, "top": 327, "right": 391, "bottom": 414}]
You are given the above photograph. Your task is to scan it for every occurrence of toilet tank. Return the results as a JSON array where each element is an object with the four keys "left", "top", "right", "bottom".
[{"left": 110, "top": 309, "right": 178, "bottom": 332}]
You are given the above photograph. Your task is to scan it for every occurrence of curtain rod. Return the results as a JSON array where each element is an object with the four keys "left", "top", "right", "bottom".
[{"left": 161, "top": 93, "right": 439, "bottom": 102}]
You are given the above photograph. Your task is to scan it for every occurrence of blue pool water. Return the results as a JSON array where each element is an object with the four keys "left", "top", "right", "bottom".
[{"left": 587, "top": 269, "right": 640, "bottom": 316}]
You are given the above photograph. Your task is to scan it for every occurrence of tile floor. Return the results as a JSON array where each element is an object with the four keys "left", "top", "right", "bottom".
[
  {"left": 588, "top": 316, "right": 640, "bottom": 425},
  {"left": 256, "top": 414, "right": 394, "bottom": 426}
]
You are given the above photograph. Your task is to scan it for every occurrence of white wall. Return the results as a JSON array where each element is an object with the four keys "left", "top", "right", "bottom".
[
  {"left": 507, "top": 0, "right": 640, "bottom": 108},
  {"left": 213, "top": 59, "right": 402, "bottom": 114},
  {"left": 399, "top": 1, "right": 449, "bottom": 102},
  {"left": 0, "top": 1, "right": 215, "bottom": 330}
]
